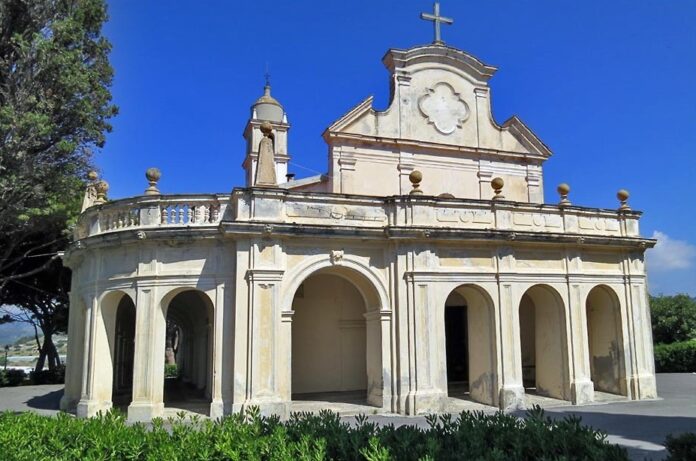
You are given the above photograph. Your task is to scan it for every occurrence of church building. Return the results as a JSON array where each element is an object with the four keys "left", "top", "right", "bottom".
[{"left": 60, "top": 4, "right": 657, "bottom": 422}]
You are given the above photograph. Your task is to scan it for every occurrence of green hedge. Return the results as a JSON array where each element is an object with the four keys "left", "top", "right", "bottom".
[
  {"left": 665, "top": 432, "right": 696, "bottom": 461},
  {"left": 0, "top": 369, "right": 26, "bottom": 387},
  {"left": 0, "top": 406, "right": 628, "bottom": 461},
  {"left": 654, "top": 340, "right": 696, "bottom": 372}
]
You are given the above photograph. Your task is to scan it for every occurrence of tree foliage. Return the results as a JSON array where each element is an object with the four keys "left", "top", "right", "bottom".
[
  {"left": 0, "top": 0, "right": 116, "bottom": 291},
  {"left": 650, "top": 294, "right": 696, "bottom": 344}
]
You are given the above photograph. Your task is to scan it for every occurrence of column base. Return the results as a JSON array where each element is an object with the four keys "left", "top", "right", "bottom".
[
  {"left": 76, "top": 399, "right": 112, "bottom": 418},
  {"left": 571, "top": 380, "right": 595, "bottom": 405},
  {"left": 403, "top": 390, "right": 448, "bottom": 415},
  {"left": 498, "top": 386, "right": 525, "bottom": 411},
  {"left": 127, "top": 401, "right": 164, "bottom": 422},
  {"left": 209, "top": 399, "right": 226, "bottom": 420},
  {"left": 629, "top": 374, "right": 657, "bottom": 400},
  {"left": 231, "top": 400, "right": 289, "bottom": 419},
  {"left": 59, "top": 394, "right": 79, "bottom": 413}
]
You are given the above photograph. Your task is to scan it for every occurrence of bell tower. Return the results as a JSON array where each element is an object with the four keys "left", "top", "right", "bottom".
[{"left": 242, "top": 80, "right": 290, "bottom": 186}]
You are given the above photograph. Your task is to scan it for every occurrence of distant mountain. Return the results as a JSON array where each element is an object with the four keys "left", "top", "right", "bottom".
[{"left": 0, "top": 322, "right": 35, "bottom": 347}]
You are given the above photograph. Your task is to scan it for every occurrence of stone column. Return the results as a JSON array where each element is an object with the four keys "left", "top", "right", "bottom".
[
  {"left": 60, "top": 292, "right": 86, "bottom": 411},
  {"left": 75, "top": 294, "right": 98, "bottom": 417},
  {"left": 77, "top": 292, "right": 121, "bottom": 417},
  {"left": 364, "top": 309, "right": 393, "bottom": 410},
  {"left": 495, "top": 248, "right": 525, "bottom": 410},
  {"left": 209, "top": 284, "right": 225, "bottom": 419},
  {"left": 127, "top": 286, "right": 165, "bottom": 422},
  {"left": 244, "top": 269, "right": 285, "bottom": 416},
  {"left": 566, "top": 280, "right": 594, "bottom": 404},
  {"left": 625, "top": 278, "right": 658, "bottom": 399}
]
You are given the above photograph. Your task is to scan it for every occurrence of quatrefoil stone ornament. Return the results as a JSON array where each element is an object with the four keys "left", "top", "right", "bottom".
[{"left": 418, "top": 82, "right": 470, "bottom": 135}]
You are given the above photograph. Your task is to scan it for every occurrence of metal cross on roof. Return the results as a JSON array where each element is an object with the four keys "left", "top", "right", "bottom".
[{"left": 420, "top": 2, "right": 453, "bottom": 45}]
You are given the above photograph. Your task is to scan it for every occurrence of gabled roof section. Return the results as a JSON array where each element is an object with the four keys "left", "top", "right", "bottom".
[
  {"left": 383, "top": 44, "right": 498, "bottom": 83},
  {"left": 326, "top": 96, "right": 374, "bottom": 133},
  {"left": 502, "top": 116, "right": 553, "bottom": 158}
]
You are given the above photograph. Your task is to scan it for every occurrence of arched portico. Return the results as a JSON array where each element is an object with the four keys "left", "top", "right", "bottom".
[
  {"left": 76, "top": 289, "right": 135, "bottom": 417},
  {"left": 281, "top": 256, "right": 392, "bottom": 410},
  {"left": 160, "top": 288, "right": 214, "bottom": 416},
  {"left": 585, "top": 285, "right": 627, "bottom": 396},
  {"left": 442, "top": 284, "right": 497, "bottom": 406},
  {"left": 518, "top": 284, "right": 570, "bottom": 401}
]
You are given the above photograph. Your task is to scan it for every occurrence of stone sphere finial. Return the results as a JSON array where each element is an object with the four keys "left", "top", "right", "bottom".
[
  {"left": 145, "top": 167, "right": 161, "bottom": 196},
  {"left": 409, "top": 170, "right": 423, "bottom": 195},
  {"left": 557, "top": 183, "right": 571, "bottom": 207},
  {"left": 260, "top": 121, "right": 273, "bottom": 136},
  {"left": 491, "top": 177, "right": 505, "bottom": 200},
  {"left": 617, "top": 189, "right": 631, "bottom": 211},
  {"left": 87, "top": 170, "right": 98, "bottom": 181},
  {"left": 94, "top": 180, "right": 109, "bottom": 204}
]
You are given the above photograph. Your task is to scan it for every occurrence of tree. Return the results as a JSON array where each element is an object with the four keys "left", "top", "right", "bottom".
[
  {"left": 0, "top": 0, "right": 117, "bottom": 292},
  {"left": 0, "top": 256, "right": 70, "bottom": 372},
  {"left": 650, "top": 294, "right": 696, "bottom": 344}
]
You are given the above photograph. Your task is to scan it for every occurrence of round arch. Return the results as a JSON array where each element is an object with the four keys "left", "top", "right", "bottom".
[
  {"left": 93, "top": 290, "right": 136, "bottom": 410},
  {"left": 585, "top": 284, "right": 626, "bottom": 396},
  {"left": 158, "top": 288, "right": 215, "bottom": 415},
  {"left": 284, "top": 255, "right": 391, "bottom": 410},
  {"left": 441, "top": 283, "right": 498, "bottom": 407},
  {"left": 518, "top": 284, "right": 570, "bottom": 401},
  {"left": 281, "top": 255, "right": 390, "bottom": 313}
]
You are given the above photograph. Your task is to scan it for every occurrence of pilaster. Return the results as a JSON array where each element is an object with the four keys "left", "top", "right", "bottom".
[{"left": 127, "top": 286, "right": 165, "bottom": 422}]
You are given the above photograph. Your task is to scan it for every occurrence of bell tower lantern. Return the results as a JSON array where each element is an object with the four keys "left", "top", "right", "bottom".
[{"left": 243, "top": 81, "right": 290, "bottom": 186}]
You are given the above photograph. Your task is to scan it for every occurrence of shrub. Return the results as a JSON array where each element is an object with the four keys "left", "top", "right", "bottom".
[
  {"left": 164, "top": 363, "right": 178, "bottom": 378},
  {"left": 650, "top": 294, "right": 696, "bottom": 344},
  {"left": 665, "top": 432, "right": 696, "bottom": 461},
  {"left": 0, "top": 369, "right": 26, "bottom": 387},
  {"left": 29, "top": 365, "right": 65, "bottom": 385},
  {"left": 0, "top": 406, "right": 628, "bottom": 460},
  {"left": 654, "top": 340, "right": 696, "bottom": 372}
]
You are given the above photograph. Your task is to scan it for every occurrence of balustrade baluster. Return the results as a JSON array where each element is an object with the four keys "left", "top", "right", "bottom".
[
  {"left": 178, "top": 206, "right": 184, "bottom": 224},
  {"left": 161, "top": 207, "right": 169, "bottom": 224}
]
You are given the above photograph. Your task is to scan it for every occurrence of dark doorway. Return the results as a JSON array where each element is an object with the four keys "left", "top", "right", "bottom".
[
  {"left": 112, "top": 296, "right": 135, "bottom": 406},
  {"left": 445, "top": 305, "right": 468, "bottom": 384}
]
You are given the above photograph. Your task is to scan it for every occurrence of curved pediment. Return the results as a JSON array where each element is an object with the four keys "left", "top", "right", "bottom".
[{"left": 325, "top": 44, "right": 550, "bottom": 159}]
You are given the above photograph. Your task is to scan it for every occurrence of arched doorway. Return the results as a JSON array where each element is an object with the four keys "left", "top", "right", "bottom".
[
  {"left": 518, "top": 285, "right": 569, "bottom": 401},
  {"left": 291, "top": 266, "right": 383, "bottom": 407},
  {"left": 162, "top": 290, "right": 213, "bottom": 415},
  {"left": 111, "top": 296, "right": 136, "bottom": 408},
  {"left": 586, "top": 285, "right": 626, "bottom": 395},
  {"left": 443, "top": 285, "right": 497, "bottom": 406}
]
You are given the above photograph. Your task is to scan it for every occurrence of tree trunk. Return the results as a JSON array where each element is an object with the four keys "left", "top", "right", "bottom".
[{"left": 34, "top": 329, "right": 59, "bottom": 372}]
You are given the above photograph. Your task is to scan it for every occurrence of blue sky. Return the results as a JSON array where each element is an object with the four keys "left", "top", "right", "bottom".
[{"left": 99, "top": 0, "right": 696, "bottom": 295}]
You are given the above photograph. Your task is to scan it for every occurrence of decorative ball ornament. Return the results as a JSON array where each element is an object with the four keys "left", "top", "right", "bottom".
[
  {"left": 260, "top": 121, "right": 273, "bottom": 136},
  {"left": 145, "top": 167, "right": 162, "bottom": 195},
  {"left": 491, "top": 177, "right": 505, "bottom": 200},
  {"left": 87, "top": 171, "right": 98, "bottom": 181},
  {"left": 94, "top": 180, "right": 109, "bottom": 204},
  {"left": 557, "top": 183, "right": 571, "bottom": 207},
  {"left": 409, "top": 170, "right": 423, "bottom": 195},
  {"left": 617, "top": 189, "right": 631, "bottom": 211}
]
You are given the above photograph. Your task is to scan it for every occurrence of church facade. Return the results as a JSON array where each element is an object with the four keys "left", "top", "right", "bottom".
[{"left": 60, "top": 36, "right": 657, "bottom": 422}]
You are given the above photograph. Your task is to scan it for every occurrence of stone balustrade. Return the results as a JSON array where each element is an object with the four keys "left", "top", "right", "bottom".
[
  {"left": 231, "top": 188, "right": 642, "bottom": 239},
  {"left": 75, "top": 194, "right": 228, "bottom": 240},
  {"left": 73, "top": 188, "right": 643, "bottom": 242}
]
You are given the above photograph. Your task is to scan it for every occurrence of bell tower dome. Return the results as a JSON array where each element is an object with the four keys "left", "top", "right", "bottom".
[{"left": 242, "top": 81, "right": 290, "bottom": 186}]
